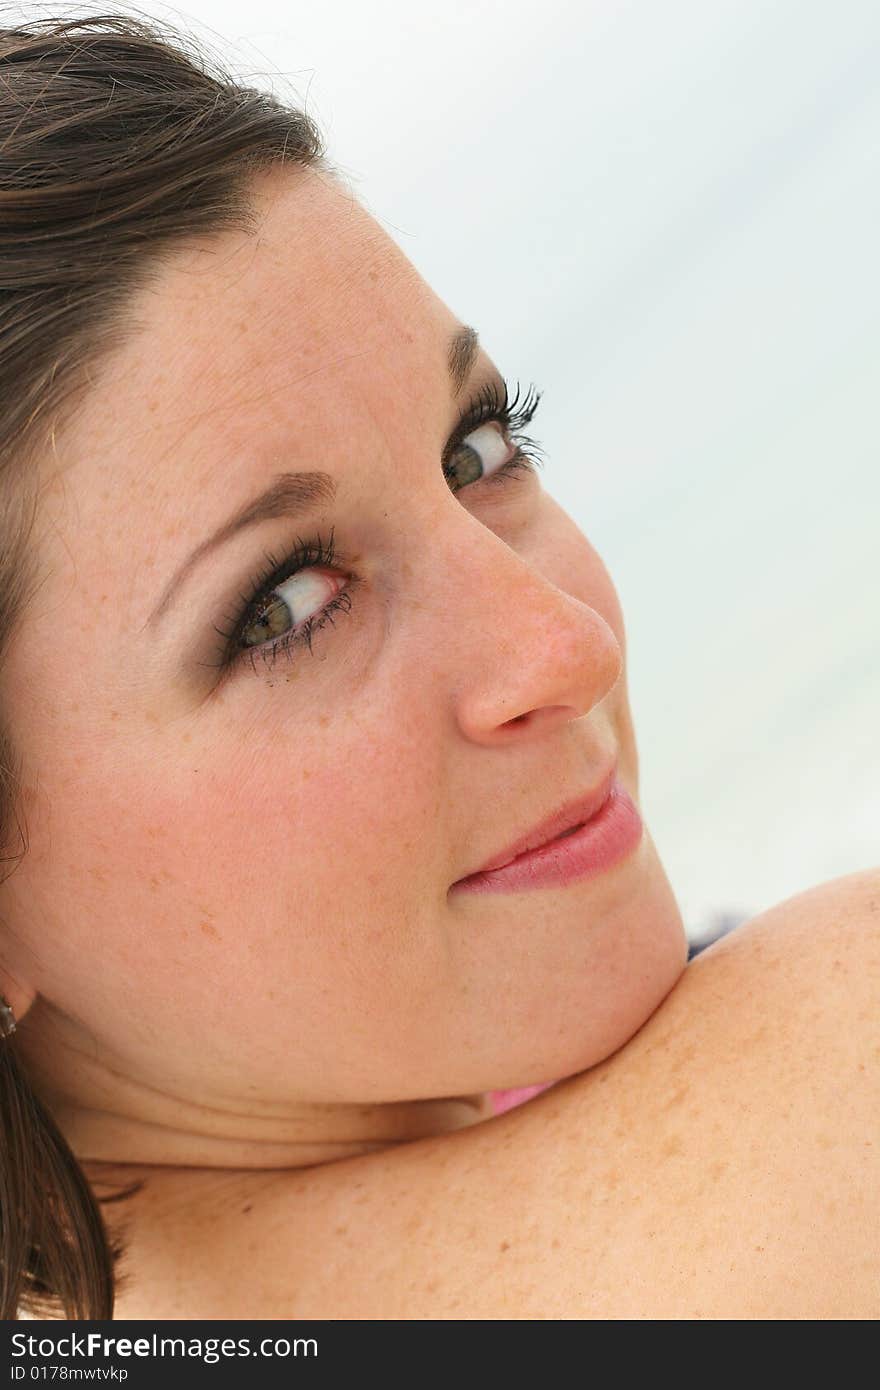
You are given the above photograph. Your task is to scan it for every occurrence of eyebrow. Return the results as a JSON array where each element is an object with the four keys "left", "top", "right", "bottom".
[{"left": 145, "top": 323, "right": 480, "bottom": 630}]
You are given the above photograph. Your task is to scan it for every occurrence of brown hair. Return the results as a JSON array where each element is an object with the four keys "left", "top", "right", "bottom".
[{"left": 0, "top": 7, "right": 334, "bottom": 1320}]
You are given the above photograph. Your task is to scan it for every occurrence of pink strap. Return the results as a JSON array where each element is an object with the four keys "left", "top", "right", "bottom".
[{"left": 489, "top": 1082, "right": 555, "bottom": 1115}]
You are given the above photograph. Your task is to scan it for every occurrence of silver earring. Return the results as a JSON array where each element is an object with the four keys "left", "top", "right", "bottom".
[{"left": 0, "top": 992, "right": 16, "bottom": 1038}]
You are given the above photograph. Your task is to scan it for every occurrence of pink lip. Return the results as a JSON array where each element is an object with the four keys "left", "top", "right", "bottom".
[
  {"left": 458, "top": 763, "right": 619, "bottom": 877},
  {"left": 450, "top": 774, "right": 643, "bottom": 894}
]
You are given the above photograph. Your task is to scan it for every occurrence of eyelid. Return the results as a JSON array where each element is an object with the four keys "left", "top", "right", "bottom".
[
  {"left": 209, "top": 365, "right": 543, "bottom": 675},
  {"left": 443, "top": 367, "right": 508, "bottom": 458}
]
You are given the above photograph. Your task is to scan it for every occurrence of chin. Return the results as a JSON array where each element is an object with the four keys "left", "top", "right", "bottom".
[{"left": 499, "top": 889, "right": 688, "bottom": 1091}]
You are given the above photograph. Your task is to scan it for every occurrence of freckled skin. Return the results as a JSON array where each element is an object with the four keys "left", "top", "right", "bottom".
[{"left": 0, "top": 162, "right": 687, "bottom": 1175}]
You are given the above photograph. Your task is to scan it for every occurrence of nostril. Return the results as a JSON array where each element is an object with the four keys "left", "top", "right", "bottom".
[{"left": 502, "top": 705, "right": 577, "bottom": 731}]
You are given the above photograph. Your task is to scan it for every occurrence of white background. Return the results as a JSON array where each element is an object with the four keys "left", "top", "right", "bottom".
[{"left": 19, "top": 0, "right": 879, "bottom": 939}]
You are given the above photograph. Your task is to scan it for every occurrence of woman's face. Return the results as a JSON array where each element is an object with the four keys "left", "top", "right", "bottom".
[{"left": 1, "top": 165, "right": 686, "bottom": 1161}]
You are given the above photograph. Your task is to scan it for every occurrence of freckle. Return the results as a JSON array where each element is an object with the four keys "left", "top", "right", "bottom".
[
  {"left": 499, "top": 1240, "right": 510, "bottom": 1252},
  {"left": 98, "top": 593, "right": 108, "bottom": 604},
  {"left": 199, "top": 920, "right": 220, "bottom": 940},
  {"left": 334, "top": 1225, "right": 348, "bottom": 1236},
  {"left": 668, "top": 1043, "right": 697, "bottom": 1074},
  {"left": 182, "top": 732, "right": 191, "bottom": 744},
  {"left": 551, "top": 1237, "right": 560, "bottom": 1249},
  {"left": 148, "top": 874, "right": 161, "bottom": 890},
  {"left": 661, "top": 1134, "right": 684, "bottom": 1159},
  {"left": 242, "top": 1204, "right": 252, "bottom": 1214},
  {"left": 709, "top": 1160, "right": 728, "bottom": 1182},
  {"left": 109, "top": 710, "right": 120, "bottom": 720},
  {"left": 317, "top": 714, "right": 329, "bottom": 728},
  {"left": 604, "top": 1168, "right": 620, "bottom": 1191},
  {"left": 664, "top": 1085, "right": 690, "bottom": 1110}
]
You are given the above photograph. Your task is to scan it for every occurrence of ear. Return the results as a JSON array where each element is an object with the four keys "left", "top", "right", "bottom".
[{"left": 0, "top": 972, "right": 37, "bottom": 1035}]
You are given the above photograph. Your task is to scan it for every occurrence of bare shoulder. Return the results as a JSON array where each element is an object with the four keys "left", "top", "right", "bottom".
[
  {"left": 139, "top": 868, "right": 878, "bottom": 1320},
  {"left": 282, "top": 868, "right": 878, "bottom": 1320},
  {"left": 484, "top": 864, "right": 880, "bottom": 1317},
  {"left": 615, "top": 862, "right": 880, "bottom": 1079}
]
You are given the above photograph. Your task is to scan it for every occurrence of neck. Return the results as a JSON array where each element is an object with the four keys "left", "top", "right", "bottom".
[
  {"left": 16, "top": 1003, "right": 495, "bottom": 1173},
  {"left": 62, "top": 1090, "right": 494, "bottom": 1171}
]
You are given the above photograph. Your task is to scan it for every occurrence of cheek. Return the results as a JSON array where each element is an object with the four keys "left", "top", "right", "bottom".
[
  {"left": 531, "top": 494, "right": 622, "bottom": 626},
  {"left": 540, "top": 506, "right": 628, "bottom": 661},
  {"left": 596, "top": 558, "right": 627, "bottom": 654},
  {"left": 48, "top": 709, "right": 433, "bottom": 970},
  {"left": 582, "top": 551, "right": 626, "bottom": 658},
  {"left": 10, "top": 712, "right": 444, "bottom": 1072},
  {"left": 538, "top": 508, "right": 637, "bottom": 761}
]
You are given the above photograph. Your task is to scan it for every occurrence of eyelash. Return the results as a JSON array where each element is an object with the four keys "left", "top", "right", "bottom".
[{"left": 208, "top": 376, "right": 546, "bottom": 677}]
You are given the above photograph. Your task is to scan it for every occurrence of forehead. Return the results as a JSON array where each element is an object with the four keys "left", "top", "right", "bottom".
[
  {"left": 36, "top": 165, "right": 441, "bottom": 547},
  {"left": 132, "top": 165, "right": 428, "bottom": 375},
  {"left": 16, "top": 167, "right": 456, "bottom": 700},
  {"left": 74, "top": 166, "right": 430, "bottom": 454}
]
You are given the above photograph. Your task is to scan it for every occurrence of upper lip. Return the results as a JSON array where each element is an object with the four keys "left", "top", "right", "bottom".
[{"left": 454, "top": 759, "right": 618, "bottom": 881}]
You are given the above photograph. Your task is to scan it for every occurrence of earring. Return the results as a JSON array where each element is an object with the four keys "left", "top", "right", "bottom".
[{"left": 0, "top": 992, "right": 16, "bottom": 1038}]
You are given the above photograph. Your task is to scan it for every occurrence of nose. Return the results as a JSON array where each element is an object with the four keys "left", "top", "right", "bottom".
[{"left": 433, "top": 515, "right": 623, "bottom": 746}]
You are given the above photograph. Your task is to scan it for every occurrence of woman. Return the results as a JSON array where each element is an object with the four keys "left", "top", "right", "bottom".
[{"left": 0, "top": 14, "right": 876, "bottom": 1322}]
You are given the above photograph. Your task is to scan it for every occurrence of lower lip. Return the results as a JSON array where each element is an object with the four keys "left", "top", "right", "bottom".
[{"left": 450, "top": 777, "right": 643, "bottom": 895}]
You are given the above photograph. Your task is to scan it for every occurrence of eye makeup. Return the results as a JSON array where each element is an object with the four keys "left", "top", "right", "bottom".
[{"left": 203, "top": 373, "right": 545, "bottom": 677}]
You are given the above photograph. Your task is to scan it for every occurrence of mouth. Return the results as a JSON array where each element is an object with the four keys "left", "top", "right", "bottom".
[
  {"left": 554, "top": 821, "right": 587, "bottom": 842},
  {"left": 454, "top": 760, "right": 618, "bottom": 880},
  {"left": 450, "top": 768, "right": 643, "bottom": 895}
]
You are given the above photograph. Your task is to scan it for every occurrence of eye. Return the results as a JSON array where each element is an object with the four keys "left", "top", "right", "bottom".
[
  {"left": 206, "top": 529, "right": 356, "bottom": 677},
  {"left": 239, "top": 567, "right": 346, "bottom": 653},
  {"left": 441, "top": 378, "right": 545, "bottom": 494},
  {"left": 208, "top": 376, "right": 546, "bottom": 677},
  {"left": 443, "top": 420, "right": 522, "bottom": 490}
]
